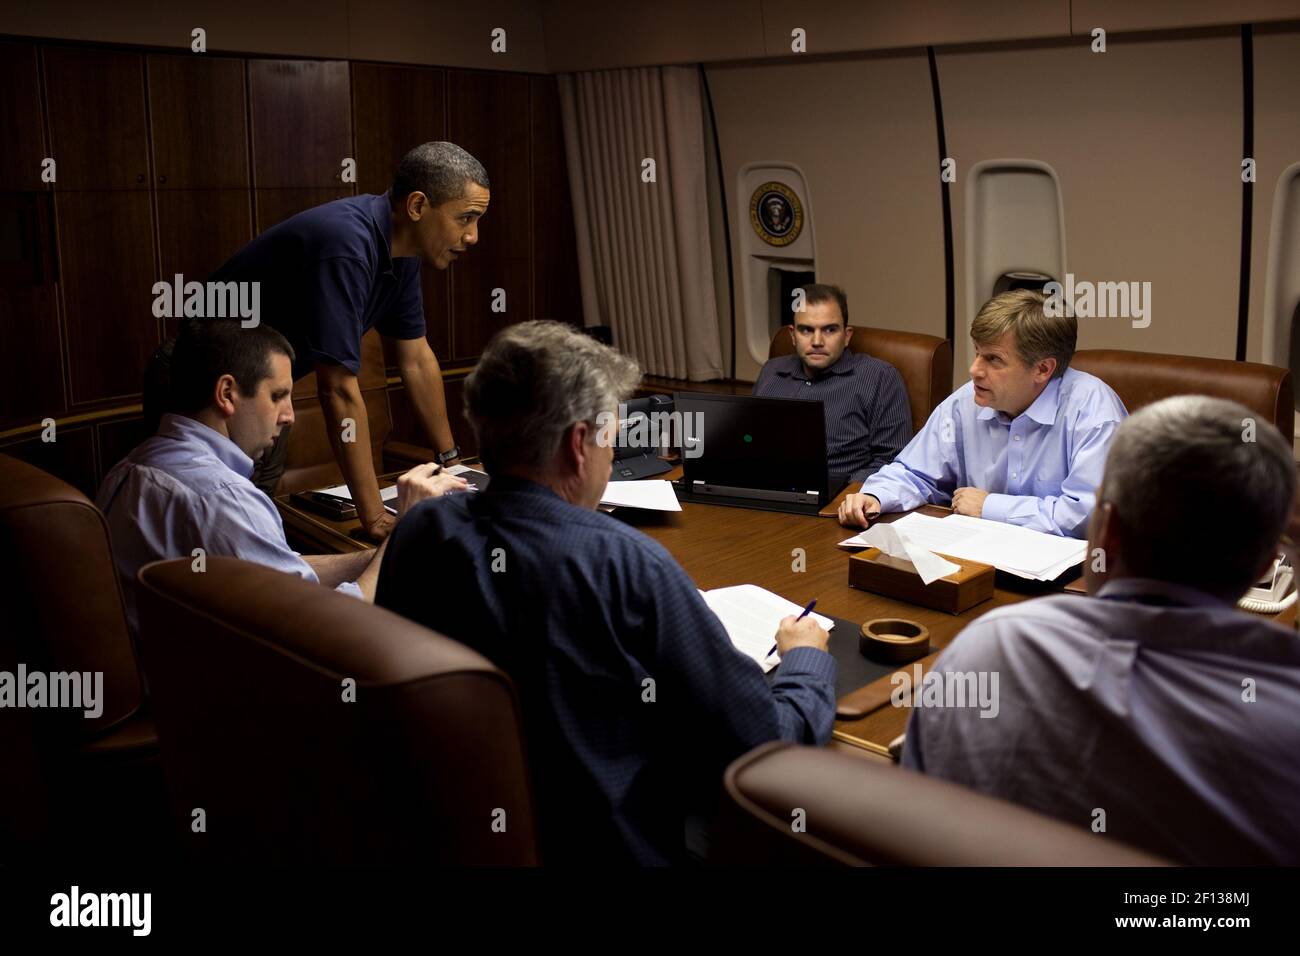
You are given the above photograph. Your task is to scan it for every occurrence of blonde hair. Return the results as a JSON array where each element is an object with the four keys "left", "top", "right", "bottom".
[{"left": 970, "top": 289, "right": 1076, "bottom": 379}]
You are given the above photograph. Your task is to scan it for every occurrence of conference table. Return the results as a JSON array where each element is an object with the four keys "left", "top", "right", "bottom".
[{"left": 275, "top": 462, "right": 1297, "bottom": 760}]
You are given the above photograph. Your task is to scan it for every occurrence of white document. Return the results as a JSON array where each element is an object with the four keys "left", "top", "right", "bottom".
[
  {"left": 599, "top": 479, "right": 682, "bottom": 511},
  {"left": 857, "top": 521, "right": 961, "bottom": 585},
  {"left": 445, "top": 464, "right": 488, "bottom": 479},
  {"left": 317, "top": 481, "right": 398, "bottom": 503},
  {"left": 699, "top": 584, "right": 835, "bottom": 672},
  {"left": 315, "top": 464, "right": 489, "bottom": 508},
  {"left": 839, "top": 512, "right": 1086, "bottom": 581}
]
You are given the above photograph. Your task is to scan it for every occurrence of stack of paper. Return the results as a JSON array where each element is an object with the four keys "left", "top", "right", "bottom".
[
  {"left": 317, "top": 463, "right": 489, "bottom": 503},
  {"left": 698, "top": 584, "right": 835, "bottom": 672},
  {"left": 317, "top": 481, "right": 398, "bottom": 503},
  {"left": 839, "top": 512, "right": 1087, "bottom": 582},
  {"left": 599, "top": 479, "right": 681, "bottom": 511}
]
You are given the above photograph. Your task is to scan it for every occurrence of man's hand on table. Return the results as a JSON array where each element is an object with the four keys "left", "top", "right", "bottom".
[
  {"left": 951, "top": 487, "right": 989, "bottom": 518},
  {"left": 838, "top": 492, "right": 882, "bottom": 528},
  {"left": 775, "top": 614, "right": 830, "bottom": 655},
  {"left": 395, "top": 463, "right": 469, "bottom": 516},
  {"left": 358, "top": 464, "right": 469, "bottom": 542}
]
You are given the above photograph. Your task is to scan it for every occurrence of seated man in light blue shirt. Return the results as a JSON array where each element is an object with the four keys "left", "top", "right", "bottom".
[
  {"left": 838, "top": 289, "right": 1127, "bottom": 537},
  {"left": 902, "top": 396, "right": 1300, "bottom": 864},
  {"left": 98, "top": 318, "right": 465, "bottom": 636}
]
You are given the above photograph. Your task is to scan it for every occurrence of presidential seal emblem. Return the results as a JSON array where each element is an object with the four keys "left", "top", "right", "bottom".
[{"left": 749, "top": 182, "right": 803, "bottom": 246}]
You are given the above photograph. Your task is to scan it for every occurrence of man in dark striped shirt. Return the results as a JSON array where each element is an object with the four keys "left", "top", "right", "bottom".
[{"left": 753, "top": 283, "right": 913, "bottom": 485}]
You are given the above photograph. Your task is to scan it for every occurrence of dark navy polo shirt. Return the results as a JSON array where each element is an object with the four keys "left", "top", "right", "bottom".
[{"left": 210, "top": 192, "right": 425, "bottom": 380}]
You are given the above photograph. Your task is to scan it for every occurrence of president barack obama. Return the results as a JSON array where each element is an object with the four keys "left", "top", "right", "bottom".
[{"left": 206, "top": 141, "right": 489, "bottom": 540}]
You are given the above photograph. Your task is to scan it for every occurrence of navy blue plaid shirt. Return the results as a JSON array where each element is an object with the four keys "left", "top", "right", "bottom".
[
  {"left": 753, "top": 350, "right": 913, "bottom": 483},
  {"left": 375, "top": 476, "right": 836, "bottom": 865}
]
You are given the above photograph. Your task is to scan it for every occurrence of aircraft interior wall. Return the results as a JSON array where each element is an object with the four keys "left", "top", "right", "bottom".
[{"left": 703, "top": 24, "right": 1300, "bottom": 420}]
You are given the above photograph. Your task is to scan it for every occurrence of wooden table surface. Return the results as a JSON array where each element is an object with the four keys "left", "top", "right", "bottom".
[
  {"left": 276, "top": 465, "right": 1295, "bottom": 760},
  {"left": 277, "top": 465, "right": 1070, "bottom": 759}
]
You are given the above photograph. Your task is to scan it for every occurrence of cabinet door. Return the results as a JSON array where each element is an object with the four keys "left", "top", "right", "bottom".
[
  {"left": 0, "top": 43, "right": 63, "bottom": 427},
  {"left": 253, "top": 188, "right": 352, "bottom": 234},
  {"left": 44, "top": 47, "right": 150, "bottom": 191},
  {"left": 0, "top": 41, "right": 46, "bottom": 191},
  {"left": 352, "top": 61, "right": 450, "bottom": 365},
  {"left": 249, "top": 59, "right": 352, "bottom": 189},
  {"left": 0, "top": 273, "right": 64, "bottom": 427},
  {"left": 56, "top": 191, "right": 158, "bottom": 404},
  {"left": 147, "top": 54, "right": 250, "bottom": 190},
  {"left": 156, "top": 190, "right": 254, "bottom": 339},
  {"left": 447, "top": 70, "right": 531, "bottom": 362},
  {"left": 351, "top": 62, "right": 446, "bottom": 194}
]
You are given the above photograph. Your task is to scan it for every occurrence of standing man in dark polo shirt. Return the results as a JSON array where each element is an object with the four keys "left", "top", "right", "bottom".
[
  {"left": 208, "top": 141, "right": 489, "bottom": 540},
  {"left": 752, "top": 283, "right": 912, "bottom": 485}
]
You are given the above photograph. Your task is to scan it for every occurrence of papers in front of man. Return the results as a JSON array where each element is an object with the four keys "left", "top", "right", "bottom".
[
  {"left": 838, "top": 512, "right": 1087, "bottom": 582},
  {"left": 599, "top": 479, "right": 681, "bottom": 511},
  {"left": 698, "top": 584, "right": 835, "bottom": 672},
  {"left": 317, "top": 481, "right": 399, "bottom": 502},
  {"left": 317, "top": 465, "right": 489, "bottom": 500}
]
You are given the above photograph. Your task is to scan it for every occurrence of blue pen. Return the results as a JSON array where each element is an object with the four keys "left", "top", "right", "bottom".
[{"left": 768, "top": 599, "right": 817, "bottom": 659}]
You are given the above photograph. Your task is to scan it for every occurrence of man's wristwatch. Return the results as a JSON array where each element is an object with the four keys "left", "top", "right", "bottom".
[{"left": 436, "top": 445, "right": 461, "bottom": 465}]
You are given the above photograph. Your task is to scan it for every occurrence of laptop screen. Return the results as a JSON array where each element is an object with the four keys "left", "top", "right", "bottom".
[{"left": 675, "top": 392, "right": 830, "bottom": 497}]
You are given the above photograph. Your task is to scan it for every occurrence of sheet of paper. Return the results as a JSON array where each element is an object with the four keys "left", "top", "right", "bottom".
[
  {"left": 317, "top": 482, "right": 398, "bottom": 502},
  {"left": 317, "top": 464, "right": 490, "bottom": 502},
  {"left": 838, "top": 512, "right": 1086, "bottom": 581},
  {"left": 858, "top": 521, "right": 961, "bottom": 585},
  {"left": 699, "top": 584, "right": 834, "bottom": 672},
  {"left": 445, "top": 464, "right": 488, "bottom": 480},
  {"left": 600, "top": 479, "right": 682, "bottom": 511}
]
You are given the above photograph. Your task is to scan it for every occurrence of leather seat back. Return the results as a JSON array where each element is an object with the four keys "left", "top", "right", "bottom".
[
  {"left": 769, "top": 326, "right": 953, "bottom": 433},
  {"left": 0, "top": 453, "right": 145, "bottom": 741},
  {"left": 135, "top": 556, "right": 540, "bottom": 864},
  {"left": 715, "top": 742, "right": 1167, "bottom": 866},
  {"left": 1072, "top": 349, "right": 1294, "bottom": 443}
]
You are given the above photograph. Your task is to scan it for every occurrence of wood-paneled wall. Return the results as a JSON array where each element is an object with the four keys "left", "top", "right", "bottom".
[{"left": 0, "top": 38, "right": 580, "bottom": 497}]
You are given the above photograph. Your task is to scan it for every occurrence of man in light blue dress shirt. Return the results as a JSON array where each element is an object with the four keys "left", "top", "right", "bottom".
[
  {"left": 98, "top": 319, "right": 463, "bottom": 636},
  {"left": 838, "top": 289, "right": 1127, "bottom": 537},
  {"left": 901, "top": 396, "right": 1300, "bottom": 864}
]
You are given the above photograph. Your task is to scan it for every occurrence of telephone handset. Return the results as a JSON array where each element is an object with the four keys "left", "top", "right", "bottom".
[{"left": 1238, "top": 555, "right": 1297, "bottom": 614}]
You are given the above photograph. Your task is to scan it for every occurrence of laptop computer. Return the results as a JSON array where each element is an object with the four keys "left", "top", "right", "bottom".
[{"left": 672, "top": 392, "right": 849, "bottom": 515}]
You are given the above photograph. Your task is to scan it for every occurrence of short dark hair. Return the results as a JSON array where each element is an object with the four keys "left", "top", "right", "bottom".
[
  {"left": 390, "top": 141, "right": 490, "bottom": 208},
  {"left": 796, "top": 283, "right": 849, "bottom": 325},
  {"left": 169, "top": 319, "right": 295, "bottom": 414}
]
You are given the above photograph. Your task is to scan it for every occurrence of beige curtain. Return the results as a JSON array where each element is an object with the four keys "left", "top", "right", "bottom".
[{"left": 558, "top": 66, "right": 724, "bottom": 381}]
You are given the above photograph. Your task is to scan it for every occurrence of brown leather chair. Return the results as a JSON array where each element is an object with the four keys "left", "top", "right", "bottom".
[
  {"left": 1072, "top": 349, "right": 1294, "bottom": 443},
  {"left": 135, "top": 556, "right": 539, "bottom": 865},
  {"left": 769, "top": 325, "right": 953, "bottom": 434},
  {"left": 713, "top": 743, "right": 1168, "bottom": 866},
  {"left": 0, "top": 453, "right": 161, "bottom": 854}
]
